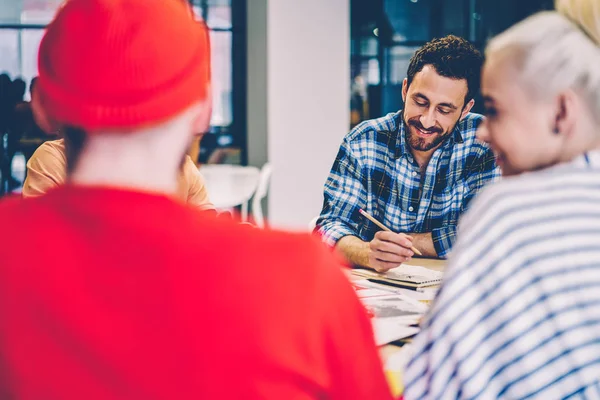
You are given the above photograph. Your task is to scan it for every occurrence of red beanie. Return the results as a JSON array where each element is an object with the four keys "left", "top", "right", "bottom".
[{"left": 37, "top": 0, "right": 211, "bottom": 132}]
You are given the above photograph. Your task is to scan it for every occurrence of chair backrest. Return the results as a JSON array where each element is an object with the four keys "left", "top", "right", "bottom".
[
  {"left": 199, "top": 164, "right": 261, "bottom": 209},
  {"left": 308, "top": 216, "right": 319, "bottom": 232},
  {"left": 251, "top": 163, "right": 272, "bottom": 228}
]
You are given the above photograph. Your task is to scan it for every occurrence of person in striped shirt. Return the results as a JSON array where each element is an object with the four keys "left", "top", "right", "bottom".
[{"left": 404, "top": 2, "right": 600, "bottom": 398}]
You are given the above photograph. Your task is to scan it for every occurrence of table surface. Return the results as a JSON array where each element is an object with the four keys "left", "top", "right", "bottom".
[{"left": 401, "top": 257, "right": 446, "bottom": 272}]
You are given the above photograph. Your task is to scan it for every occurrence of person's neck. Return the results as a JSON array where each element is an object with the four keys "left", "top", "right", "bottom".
[
  {"left": 70, "top": 127, "right": 188, "bottom": 196},
  {"left": 411, "top": 147, "right": 438, "bottom": 171},
  {"left": 560, "top": 120, "right": 600, "bottom": 163}
]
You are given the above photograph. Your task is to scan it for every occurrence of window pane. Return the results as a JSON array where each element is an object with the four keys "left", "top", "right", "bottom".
[
  {"left": 384, "top": 0, "right": 431, "bottom": 42},
  {"left": 21, "top": 29, "right": 45, "bottom": 96},
  {"left": 359, "top": 37, "right": 378, "bottom": 57},
  {"left": 0, "top": 2, "right": 22, "bottom": 24},
  {"left": 210, "top": 30, "right": 232, "bottom": 127},
  {"left": 386, "top": 46, "right": 419, "bottom": 85},
  {"left": 192, "top": 5, "right": 205, "bottom": 21},
  {"left": 21, "top": 0, "right": 63, "bottom": 24},
  {"left": 207, "top": 0, "right": 231, "bottom": 29},
  {"left": 0, "top": 30, "right": 19, "bottom": 78}
]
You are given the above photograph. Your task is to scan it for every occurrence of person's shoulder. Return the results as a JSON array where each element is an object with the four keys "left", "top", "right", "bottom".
[
  {"left": 30, "top": 139, "right": 66, "bottom": 162},
  {"left": 40, "top": 139, "right": 66, "bottom": 155},
  {"left": 181, "top": 155, "right": 199, "bottom": 178},
  {"left": 464, "top": 174, "right": 543, "bottom": 217},
  {"left": 237, "top": 224, "right": 340, "bottom": 270},
  {"left": 459, "top": 112, "right": 484, "bottom": 128},
  {"left": 346, "top": 112, "right": 400, "bottom": 143},
  {"left": 456, "top": 113, "right": 484, "bottom": 143},
  {"left": 0, "top": 195, "right": 53, "bottom": 241},
  {"left": 246, "top": 229, "right": 349, "bottom": 296},
  {"left": 185, "top": 213, "right": 344, "bottom": 284},
  {"left": 0, "top": 195, "right": 26, "bottom": 217},
  {"left": 455, "top": 112, "right": 493, "bottom": 158},
  {"left": 458, "top": 168, "right": 588, "bottom": 238}
]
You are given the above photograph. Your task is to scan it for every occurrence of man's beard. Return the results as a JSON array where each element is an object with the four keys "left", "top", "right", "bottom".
[{"left": 402, "top": 111, "right": 459, "bottom": 152}]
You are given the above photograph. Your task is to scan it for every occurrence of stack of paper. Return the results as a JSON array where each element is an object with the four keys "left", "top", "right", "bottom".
[
  {"left": 352, "top": 265, "right": 443, "bottom": 290},
  {"left": 350, "top": 266, "right": 444, "bottom": 346},
  {"left": 356, "top": 290, "right": 426, "bottom": 345},
  {"left": 384, "top": 265, "right": 443, "bottom": 284}
]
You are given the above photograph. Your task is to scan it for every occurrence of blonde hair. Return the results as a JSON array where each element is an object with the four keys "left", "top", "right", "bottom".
[
  {"left": 486, "top": 11, "right": 600, "bottom": 122},
  {"left": 556, "top": 0, "right": 600, "bottom": 45}
]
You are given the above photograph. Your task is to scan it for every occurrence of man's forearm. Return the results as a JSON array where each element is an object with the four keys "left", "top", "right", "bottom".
[
  {"left": 336, "top": 235, "right": 370, "bottom": 268},
  {"left": 410, "top": 232, "right": 438, "bottom": 258}
]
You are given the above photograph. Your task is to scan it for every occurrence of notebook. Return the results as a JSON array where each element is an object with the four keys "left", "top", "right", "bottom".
[{"left": 352, "top": 265, "right": 443, "bottom": 290}]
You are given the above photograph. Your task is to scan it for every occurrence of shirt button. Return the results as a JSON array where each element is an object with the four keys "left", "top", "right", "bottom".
[
  {"left": 412, "top": 171, "right": 417, "bottom": 176},
  {"left": 409, "top": 206, "right": 414, "bottom": 212}
]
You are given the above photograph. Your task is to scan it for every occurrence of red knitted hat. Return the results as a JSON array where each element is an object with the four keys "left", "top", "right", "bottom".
[{"left": 37, "top": 0, "right": 211, "bottom": 133}]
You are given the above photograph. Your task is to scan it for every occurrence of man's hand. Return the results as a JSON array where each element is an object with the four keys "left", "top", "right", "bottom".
[{"left": 368, "top": 231, "right": 415, "bottom": 272}]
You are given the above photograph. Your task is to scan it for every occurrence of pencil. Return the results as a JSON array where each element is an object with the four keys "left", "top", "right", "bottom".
[{"left": 358, "top": 209, "right": 423, "bottom": 256}]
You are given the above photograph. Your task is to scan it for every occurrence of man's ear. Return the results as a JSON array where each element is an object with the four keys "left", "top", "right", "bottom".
[
  {"left": 402, "top": 78, "right": 408, "bottom": 103},
  {"left": 461, "top": 98, "right": 475, "bottom": 120}
]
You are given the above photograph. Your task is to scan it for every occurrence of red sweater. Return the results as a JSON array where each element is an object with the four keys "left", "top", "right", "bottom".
[{"left": 0, "top": 186, "right": 392, "bottom": 399}]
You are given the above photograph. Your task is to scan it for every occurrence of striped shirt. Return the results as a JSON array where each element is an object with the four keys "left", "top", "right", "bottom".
[
  {"left": 404, "top": 151, "right": 600, "bottom": 399},
  {"left": 317, "top": 111, "right": 498, "bottom": 257}
]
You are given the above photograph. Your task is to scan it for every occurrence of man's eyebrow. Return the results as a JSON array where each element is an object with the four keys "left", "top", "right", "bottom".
[{"left": 413, "top": 93, "right": 430, "bottom": 102}]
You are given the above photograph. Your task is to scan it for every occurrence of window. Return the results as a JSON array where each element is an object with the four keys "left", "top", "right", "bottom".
[
  {"left": 0, "top": 30, "right": 19, "bottom": 79},
  {"left": 350, "top": 0, "right": 554, "bottom": 124},
  {"left": 0, "top": 0, "right": 245, "bottom": 164},
  {"left": 190, "top": 0, "right": 245, "bottom": 166}
]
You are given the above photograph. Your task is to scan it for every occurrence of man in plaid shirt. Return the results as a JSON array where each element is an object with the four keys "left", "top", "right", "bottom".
[{"left": 317, "top": 35, "right": 499, "bottom": 270}]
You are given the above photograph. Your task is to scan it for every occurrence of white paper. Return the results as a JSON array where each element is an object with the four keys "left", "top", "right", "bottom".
[
  {"left": 384, "top": 264, "right": 443, "bottom": 283},
  {"left": 356, "top": 279, "right": 437, "bottom": 301},
  {"left": 356, "top": 288, "right": 395, "bottom": 298},
  {"left": 372, "top": 318, "right": 420, "bottom": 346},
  {"left": 361, "top": 295, "right": 426, "bottom": 319}
]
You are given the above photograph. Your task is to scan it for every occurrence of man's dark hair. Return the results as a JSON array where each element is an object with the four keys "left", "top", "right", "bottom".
[
  {"left": 406, "top": 35, "right": 483, "bottom": 103},
  {"left": 11, "top": 78, "right": 26, "bottom": 102},
  {"left": 30, "top": 77, "right": 38, "bottom": 95}
]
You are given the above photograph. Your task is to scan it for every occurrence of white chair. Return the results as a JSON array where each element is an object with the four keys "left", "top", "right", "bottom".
[
  {"left": 251, "top": 163, "right": 272, "bottom": 228},
  {"left": 308, "top": 216, "right": 319, "bottom": 232},
  {"left": 199, "top": 164, "right": 261, "bottom": 221}
]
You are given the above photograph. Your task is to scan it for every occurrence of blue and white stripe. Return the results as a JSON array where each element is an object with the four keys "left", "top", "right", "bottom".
[{"left": 404, "top": 151, "right": 600, "bottom": 399}]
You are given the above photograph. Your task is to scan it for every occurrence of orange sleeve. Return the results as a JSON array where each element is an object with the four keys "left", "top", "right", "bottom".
[
  {"left": 22, "top": 141, "right": 67, "bottom": 198},
  {"left": 313, "top": 243, "right": 394, "bottom": 400},
  {"left": 181, "top": 156, "right": 214, "bottom": 210}
]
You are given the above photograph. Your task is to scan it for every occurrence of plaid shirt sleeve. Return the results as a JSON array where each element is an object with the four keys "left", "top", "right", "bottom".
[
  {"left": 432, "top": 145, "right": 500, "bottom": 258},
  {"left": 316, "top": 135, "right": 367, "bottom": 247}
]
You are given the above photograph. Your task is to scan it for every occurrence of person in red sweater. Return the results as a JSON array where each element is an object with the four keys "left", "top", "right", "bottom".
[{"left": 0, "top": 0, "right": 392, "bottom": 399}]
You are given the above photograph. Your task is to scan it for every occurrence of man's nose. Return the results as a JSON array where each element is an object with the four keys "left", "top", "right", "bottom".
[{"left": 420, "top": 108, "right": 436, "bottom": 129}]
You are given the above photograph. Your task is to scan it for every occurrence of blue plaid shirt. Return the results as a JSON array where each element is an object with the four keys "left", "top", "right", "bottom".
[{"left": 317, "top": 111, "right": 499, "bottom": 258}]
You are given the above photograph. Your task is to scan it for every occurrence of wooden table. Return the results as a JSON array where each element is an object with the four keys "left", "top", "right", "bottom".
[{"left": 401, "top": 257, "right": 446, "bottom": 272}]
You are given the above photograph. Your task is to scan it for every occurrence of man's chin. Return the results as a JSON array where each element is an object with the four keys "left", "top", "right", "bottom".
[
  {"left": 407, "top": 128, "right": 449, "bottom": 152},
  {"left": 407, "top": 133, "right": 439, "bottom": 152}
]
